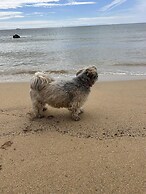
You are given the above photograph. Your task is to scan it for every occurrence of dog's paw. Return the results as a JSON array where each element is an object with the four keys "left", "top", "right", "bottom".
[
  {"left": 47, "top": 115, "right": 54, "bottom": 119},
  {"left": 43, "top": 107, "right": 47, "bottom": 112},
  {"left": 79, "top": 108, "right": 84, "bottom": 114},
  {"left": 72, "top": 115, "right": 81, "bottom": 121},
  {"left": 26, "top": 111, "right": 36, "bottom": 120},
  {"left": 27, "top": 111, "right": 45, "bottom": 120}
]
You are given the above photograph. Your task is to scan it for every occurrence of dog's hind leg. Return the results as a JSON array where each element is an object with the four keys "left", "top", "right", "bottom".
[{"left": 30, "top": 90, "right": 46, "bottom": 118}]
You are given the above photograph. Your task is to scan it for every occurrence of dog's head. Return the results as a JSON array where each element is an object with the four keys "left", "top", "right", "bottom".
[{"left": 76, "top": 66, "right": 98, "bottom": 87}]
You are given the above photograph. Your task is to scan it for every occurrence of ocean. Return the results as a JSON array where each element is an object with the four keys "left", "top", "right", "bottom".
[{"left": 0, "top": 23, "right": 146, "bottom": 82}]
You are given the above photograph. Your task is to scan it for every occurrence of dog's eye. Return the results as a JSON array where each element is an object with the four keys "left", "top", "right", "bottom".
[{"left": 85, "top": 70, "right": 90, "bottom": 76}]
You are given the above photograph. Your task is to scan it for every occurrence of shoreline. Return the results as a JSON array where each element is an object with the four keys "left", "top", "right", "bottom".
[
  {"left": 0, "top": 74, "right": 146, "bottom": 83},
  {"left": 0, "top": 79, "right": 146, "bottom": 193}
]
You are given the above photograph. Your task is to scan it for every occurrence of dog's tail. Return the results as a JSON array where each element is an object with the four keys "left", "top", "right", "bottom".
[{"left": 30, "top": 72, "right": 54, "bottom": 91}]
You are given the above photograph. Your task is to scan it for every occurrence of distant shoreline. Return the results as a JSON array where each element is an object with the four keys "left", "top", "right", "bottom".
[{"left": 0, "top": 22, "right": 146, "bottom": 31}]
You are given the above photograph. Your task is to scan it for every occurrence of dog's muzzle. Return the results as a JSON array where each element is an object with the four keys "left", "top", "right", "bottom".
[{"left": 88, "top": 72, "right": 98, "bottom": 86}]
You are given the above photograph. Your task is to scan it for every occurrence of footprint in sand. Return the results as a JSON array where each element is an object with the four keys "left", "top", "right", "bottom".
[{"left": 0, "top": 141, "right": 13, "bottom": 150}]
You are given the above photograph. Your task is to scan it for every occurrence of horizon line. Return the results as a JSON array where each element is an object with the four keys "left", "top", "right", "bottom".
[{"left": 0, "top": 22, "right": 146, "bottom": 31}]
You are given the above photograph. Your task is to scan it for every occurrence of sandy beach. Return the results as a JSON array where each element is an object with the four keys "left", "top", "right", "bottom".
[{"left": 0, "top": 80, "right": 146, "bottom": 194}]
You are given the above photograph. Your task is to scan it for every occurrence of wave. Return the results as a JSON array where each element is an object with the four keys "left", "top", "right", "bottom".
[
  {"left": 113, "top": 63, "right": 146, "bottom": 67},
  {"left": 0, "top": 68, "right": 146, "bottom": 81},
  {"left": 46, "top": 70, "right": 69, "bottom": 74},
  {"left": 0, "top": 69, "right": 70, "bottom": 76},
  {"left": 101, "top": 71, "right": 146, "bottom": 76}
]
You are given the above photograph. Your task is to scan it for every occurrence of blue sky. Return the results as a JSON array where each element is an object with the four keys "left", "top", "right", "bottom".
[{"left": 0, "top": 0, "right": 146, "bottom": 29}]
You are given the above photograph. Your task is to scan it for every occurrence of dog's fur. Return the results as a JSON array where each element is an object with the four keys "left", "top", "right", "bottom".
[{"left": 30, "top": 66, "right": 98, "bottom": 121}]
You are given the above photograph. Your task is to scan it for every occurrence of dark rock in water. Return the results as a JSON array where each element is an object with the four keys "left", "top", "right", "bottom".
[{"left": 13, "top": 34, "right": 20, "bottom": 38}]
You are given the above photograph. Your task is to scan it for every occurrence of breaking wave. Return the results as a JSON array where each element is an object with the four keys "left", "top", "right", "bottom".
[
  {"left": 113, "top": 63, "right": 146, "bottom": 67},
  {"left": 0, "top": 69, "right": 70, "bottom": 76}
]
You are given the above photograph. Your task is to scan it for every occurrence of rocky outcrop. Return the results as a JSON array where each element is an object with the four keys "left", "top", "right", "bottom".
[{"left": 13, "top": 34, "right": 20, "bottom": 38}]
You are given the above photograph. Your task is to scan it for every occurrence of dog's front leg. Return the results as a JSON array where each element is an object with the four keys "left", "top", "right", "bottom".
[
  {"left": 69, "top": 105, "right": 81, "bottom": 121},
  {"left": 72, "top": 110, "right": 80, "bottom": 121},
  {"left": 78, "top": 107, "right": 84, "bottom": 114},
  {"left": 32, "top": 101, "right": 46, "bottom": 118}
]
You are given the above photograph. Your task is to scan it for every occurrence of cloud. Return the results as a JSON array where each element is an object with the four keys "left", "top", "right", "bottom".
[
  {"left": 0, "top": 20, "right": 60, "bottom": 29},
  {"left": 32, "top": 1, "right": 96, "bottom": 7},
  {"left": 77, "top": 15, "right": 136, "bottom": 25},
  {"left": 26, "top": 11, "right": 55, "bottom": 16},
  {"left": 100, "top": 0, "right": 127, "bottom": 12},
  {"left": 127, "top": 0, "right": 146, "bottom": 22},
  {"left": 0, "top": 0, "right": 59, "bottom": 9},
  {"left": 0, "top": 0, "right": 145, "bottom": 29},
  {"left": 135, "top": 0, "right": 146, "bottom": 13},
  {"left": 0, "top": 14, "right": 139, "bottom": 29},
  {"left": 0, "top": 12, "right": 24, "bottom": 20},
  {"left": 0, "top": 0, "right": 95, "bottom": 9}
]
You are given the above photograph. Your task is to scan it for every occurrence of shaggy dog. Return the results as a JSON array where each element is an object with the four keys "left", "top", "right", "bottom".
[{"left": 30, "top": 66, "right": 98, "bottom": 121}]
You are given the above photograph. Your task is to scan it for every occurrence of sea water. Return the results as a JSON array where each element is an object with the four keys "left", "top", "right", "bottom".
[{"left": 0, "top": 23, "right": 146, "bottom": 82}]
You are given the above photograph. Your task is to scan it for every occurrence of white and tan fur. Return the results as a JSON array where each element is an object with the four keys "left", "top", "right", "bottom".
[{"left": 30, "top": 66, "right": 98, "bottom": 121}]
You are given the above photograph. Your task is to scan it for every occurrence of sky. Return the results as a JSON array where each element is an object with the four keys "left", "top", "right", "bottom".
[{"left": 0, "top": 0, "right": 146, "bottom": 29}]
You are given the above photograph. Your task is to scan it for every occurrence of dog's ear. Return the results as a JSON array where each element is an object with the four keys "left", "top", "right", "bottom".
[
  {"left": 76, "top": 69, "right": 84, "bottom": 76},
  {"left": 91, "top": 66, "right": 97, "bottom": 70}
]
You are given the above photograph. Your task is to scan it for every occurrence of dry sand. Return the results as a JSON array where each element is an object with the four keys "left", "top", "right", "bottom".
[{"left": 0, "top": 80, "right": 146, "bottom": 194}]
